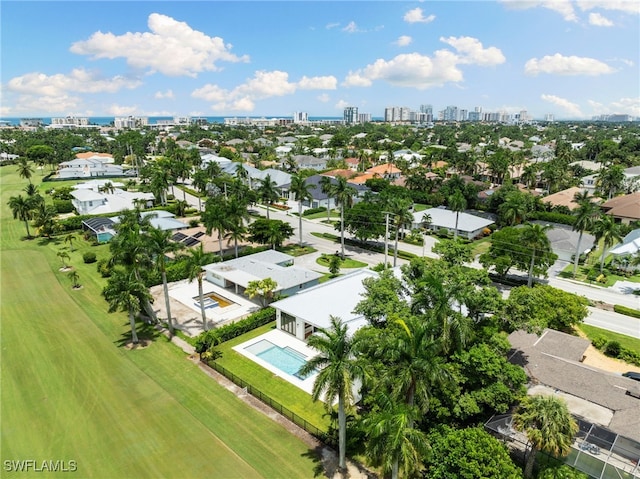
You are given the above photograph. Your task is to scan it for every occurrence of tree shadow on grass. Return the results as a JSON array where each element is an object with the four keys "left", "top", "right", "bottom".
[
  {"left": 114, "top": 322, "right": 163, "bottom": 349},
  {"left": 37, "top": 236, "right": 63, "bottom": 247},
  {"left": 301, "top": 446, "right": 331, "bottom": 478}
]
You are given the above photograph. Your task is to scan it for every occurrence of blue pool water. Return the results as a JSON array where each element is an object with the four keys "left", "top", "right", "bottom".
[{"left": 245, "top": 339, "right": 311, "bottom": 379}]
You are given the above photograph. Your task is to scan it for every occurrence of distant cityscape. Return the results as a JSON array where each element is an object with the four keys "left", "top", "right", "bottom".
[{"left": 2, "top": 104, "right": 637, "bottom": 130}]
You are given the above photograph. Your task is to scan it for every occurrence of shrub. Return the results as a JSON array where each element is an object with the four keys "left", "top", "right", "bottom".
[
  {"left": 195, "top": 308, "right": 276, "bottom": 356},
  {"left": 82, "top": 252, "right": 97, "bottom": 264},
  {"left": 53, "top": 199, "right": 75, "bottom": 214},
  {"left": 188, "top": 219, "right": 200, "bottom": 228},
  {"left": 613, "top": 304, "right": 640, "bottom": 319},
  {"left": 302, "top": 207, "right": 327, "bottom": 217},
  {"left": 96, "top": 258, "right": 112, "bottom": 278},
  {"left": 604, "top": 340, "right": 621, "bottom": 357}
]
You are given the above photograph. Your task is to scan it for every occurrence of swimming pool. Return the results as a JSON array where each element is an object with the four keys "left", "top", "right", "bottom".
[{"left": 245, "top": 339, "right": 312, "bottom": 379}]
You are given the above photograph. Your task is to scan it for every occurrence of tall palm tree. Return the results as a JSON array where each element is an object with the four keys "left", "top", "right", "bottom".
[
  {"left": 103, "top": 269, "right": 152, "bottom": 345},
  {"left": 16, "top": 158, "right": 34, "bottom": 184},
  {"left": 387, "top": 197, "right": 413, "bottom": 267},
  {"left": 289, "top": 174, "right": 315, "bottom": 246},
  {"left": 596, "top": 164, "right": 625, "bottom": 200},
  {"left": 184, "top": 244, "right": 210, "bottom": 331},
  {"left": 448, "top": 190, "right": 467, "bottom": 239},
  {"left": 8, "top": 194, "right": 35, "bottom": 238},
  {"left": 571, "top": 192, "right": 599, "bottom": 277},
  {"left": 258, "top": 174, "right": 279, "bottom": 219},
  {"left": 64, "top": 233, "right": 77, "bottom": 252},
  {"left": 521, "top": 223, "right": 553, "bottom": 287},
  {"left": 297, "top": 316, "right": 363, "bottom": 471},
  {"left": 512, "top": 394, "right": 578, "bottom": 479},
  {"left": 592, "top": 214, "right": 622, "bottom": 273},
  {"left": 330, "top": 176, "right": 357, "bottom": 258},
  {"left": 364, "top": 400, "right": 430, "bottom": 479},
  {"left": 145, "top": 226, "right": 184, "bottom": 336},
  {"left": 202, "top": 197, "right": 230, "bottom": 261},
  {"left": 499, "top": 191, "right": 529, "bottom": 226},
  {"left": 319, "top": 176, "right": 334, "bottom": 222},
  {"left": 57, "top": 250, "right": 70, "bottom": 269}
]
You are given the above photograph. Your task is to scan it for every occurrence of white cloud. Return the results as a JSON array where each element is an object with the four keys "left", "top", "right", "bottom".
[
  {"left": 576, "top": 0, "right": 640, "bottom": 15},
  {"left": 588, "top": 12, "right": 614, "bottom": 26},
  {"left": 591, "top": 97, "right": 640, "bottom": 117},
  {"left": 107, "top": 104, "right": 139, "bottom": 115},
  {"left": 440, "top": 36, "right": 506, "bottom": 65},
  {"left": 541, "top": 94, "right": 583, "bottom": 117},
  {"left": 6, "top": 68, "right": 141, "bottom": 96},
  {"left": 343, "top": 36, "right": 504, "bottom": 89},
  {"left": 394, "top": 35, "right": 413, "bottom": 47},
  {"left": 335, "top": 100, "right": 350, "bottom": 109},
  {"left": 326, "top": 22, "right": 340, "bottom": 29},
  {"left": 297, "top": 75, "right": 337, "bottom": 90},
  {"left": 70, "top": 13, "right": 249, "bottom": 77},
  {"left": 403, "top": 8, "right": 435, "bottom": 23},
  {"left": 317, "top": 93, "right": 330, "bottom": 103},
  {"left": 6, "top": 94, "right": 83, "bottom": 114},
  {"left": 500, "top": 0, "right": 578, "bottom": 22},
  {"left": 192, "top": 70, "right": 337, "bottom": 112},
  {"left": 525, "top": 53, "right": 615, "bottom": 75},
  {"left": 154, "top": 89, "right": 174, "bottom": 99},
  {"left": 342, "top": 21, "right": 359, "bottom": 33}
]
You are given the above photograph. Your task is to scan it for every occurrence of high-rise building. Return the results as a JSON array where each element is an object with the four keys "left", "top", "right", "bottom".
[
  {"left": 358, "top": 113, "right": 372, "bottom": 123},
  {"left": 442, "top": 106, "right": 458, "bottom": 121},
  {"left": 293, "top": 112, "right": 308, "bottom": 123},
  {"left": 420, "top": 104, "right": 433, "bottom": 123},
  {"left": 343, "top": 106, "right": 359, "bottom": 124}
]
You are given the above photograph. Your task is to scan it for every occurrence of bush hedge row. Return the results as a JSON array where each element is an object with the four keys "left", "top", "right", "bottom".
[
  {"left": 591, "top": 336, "right": 640, "bottom": 367},
  {"left": 613, "top": 304, "right": 640, "bottom": 319},
  {"left": 194, "top": 308, "right": 276, "bottom": 355},
  {"left": 302, "top": 207, "right": 327, "bottom": 217},
  {"left": 316, "top": 232, "right": 418, "bottom": 261},
  {"left": 528, "top": 211, "right": 576, "bottom": 226}
]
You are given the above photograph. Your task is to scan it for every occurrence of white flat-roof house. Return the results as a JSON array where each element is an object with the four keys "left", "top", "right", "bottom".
[
  {"left": 270, "top": 269, "right": 377, "bottom": 341},
  {"left": 203, "top": 250, "right": 322, "bottom": 299},
  {"left": 58, "top": 153, "right": 125, "bottom": 179},
  {"left": 412, "top": 207, "right": 494, "bottom": 240},
  {"left": 71, "top": 188, "right": 154, "bottom": 215}
]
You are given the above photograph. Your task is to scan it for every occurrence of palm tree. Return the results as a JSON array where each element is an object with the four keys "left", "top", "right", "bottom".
[
  {"left": 387, "top": 197, "right": 413, "bottom": 267},
  {"left": 364, "top": 400, "right": 430, "bottom": 479},
  {"left": 102, "top": 269, "right": 152, "bottom": 345},
  {"left": 592, "top": 214, "right": 622, "bottom": 273},
  {"left": 289, "top": 174, "right": 315, "bottom": 246},
  {"left": 329, "top": 176, "right": 357, "bottom": 258},
  {"left": 258, "top": 174, "right": 279, "bottom": 219},
  {"left": 67, "top": 270, "right": 80, "bottom": 289},
  {"left": 596, "top": 164, "right": 625, "bottom": 200},
  {"left": 16, "top": 158, "right": 34, "bottom": 184},
  {"left": 319, "top": 176, "right": 334, "bottom": 222},
  {"left": 512, "top": 394, "right": 578, "bottom": 479},
  {"left": 202, "top": 197, "right": 230, "bottom": 261},
  {"left": 521, "top": 223, "right": 553, "bottom": 287},
  {"left": 57, "top": 250, "right": 70, "bottom": 269},
  {"left": 297, "top": 316, "right": 363, "bottom": 472},
  {"left": 8, "top": 194, "right": 34, "bottom": 238},
  {"left": 499, "top": 191, "right": 529, "bottom": 226},
  {"left": 448, "top": 190, "right": 467, "bottom": 239},
  {"left": 571, "top": 192, "right": 599, "bottom": 277},
  {"left": 64, "top": 233, "right": 77, "bottom": 252},
  {"left": 145, "top": 227, "right": 184, "bottom": 336},
  {"left": 184, "top": 244, "right": 210, "bottom": 331}
]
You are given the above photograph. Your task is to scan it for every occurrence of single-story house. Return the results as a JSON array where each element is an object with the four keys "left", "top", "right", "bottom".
[
  {"left": 534, "top": 221, "right": 595, "bottom": 262},
  {"left": 82, "top": 210, "right": 188, "bottom": 243},
  {"left": 412, "top": 207, "right": 494, "bottom": 240},
  {"left": 609, "top": 228, "right": 640, "bottom": 267},
  {"left": 58, "top": 152, "right": 125, "bottom": 179},
  {"left": 542, "top": 187, "right": 594, "bottom": 211},
  {"left": 270, "top": 269, "right": 378, "bottom": 341},
  {"left": 71, "top": 188, "right": 154, "bottom": 215},
  {"left": 202, "top": 250, "right": 322, "bottom": 299},
  {"left": 602, "top": 192, "right": 640, "bottom": 224},
  {"left": 201, "top": 153, "right": 232, "bottom": 168},
  {"left": 292, "top": 155, "right": 328, "bottom": 171}
]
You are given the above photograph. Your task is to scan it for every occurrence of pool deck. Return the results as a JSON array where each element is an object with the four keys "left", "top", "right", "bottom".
[
  {"left": 234, "top": 329, "right": 320, "bottom": 397},
  {"left": 150, "top": 279, "right": 261, "bottom": 336}
]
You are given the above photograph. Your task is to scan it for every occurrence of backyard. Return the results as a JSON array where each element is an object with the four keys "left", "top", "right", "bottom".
[{"left": 0, "top": 167, "right": 321, "bottom": 478}]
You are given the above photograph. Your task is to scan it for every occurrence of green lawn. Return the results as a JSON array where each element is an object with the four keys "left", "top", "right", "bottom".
[
  {"left": 578, "top": 324, "right": 640, "bottom": 354},
  {"left": 1, "top": 167, "right": 320, "bottom": 478},
  {"left": 214, "top": 324, "right": 331, "bottom": 430},
  {"left": 316, "top": 254, "right": 368, "bottom": 269}
]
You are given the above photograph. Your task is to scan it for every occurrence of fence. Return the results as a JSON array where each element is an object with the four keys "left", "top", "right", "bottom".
[{"left": 203, "top": 359, "right": 334, "bottom": 447}]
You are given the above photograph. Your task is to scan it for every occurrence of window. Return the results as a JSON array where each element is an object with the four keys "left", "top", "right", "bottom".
[{"left": 281, "top": 312, "right": 297, "bottom": 337}]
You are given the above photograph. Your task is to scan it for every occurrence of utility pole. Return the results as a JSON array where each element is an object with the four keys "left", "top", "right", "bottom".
[{"left": 384, "top": 212, "right": 390, "bottom": 268}]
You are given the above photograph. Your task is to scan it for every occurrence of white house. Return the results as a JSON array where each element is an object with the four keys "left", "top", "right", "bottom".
[
  {"left": 203, "top": 250, "right": 322, "bottom": 299},
  {"left": 71, "top": 188, "right": 154, "bottom": 215},
  {"left": 58, "top": 152, "right": 125, "bottom": 179},
  {"left": 270, "top": 269, "right": 377, "bottom": 341},
  {"left": 412, "top": 207, "right": 494, "bottom": 240}
]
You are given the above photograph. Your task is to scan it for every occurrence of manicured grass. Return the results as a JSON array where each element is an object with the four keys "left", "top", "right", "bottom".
[
  {"left": 278, "top": 244, "right": 317, "bottom": 257},
  {"left": 578, "top": 324, "right": 640, "bottom": 353},
  {"left": 413, "top": 203, "right": 430, "bottom": 212},
  {"left": 214, "top": 323, "right": 331, "bottom": 431},
  {"left": 471, "top": 237, "right": 492, "bottom": 257},
  {"left": 302, "top": 210, "right": 340, "bottom": 220},
  {"left": 316, "top": 254, "right": 368, "bottom": 269},
  {"left": 1, "top": 166, "right": 320, "bottom": 478}
]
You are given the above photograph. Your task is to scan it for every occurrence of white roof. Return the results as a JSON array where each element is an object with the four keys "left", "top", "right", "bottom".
[
  {"left": 71, "top": 189, "right": 104, "bottom": 202},
  {"left": 78, "top": 190, "right": 154, "bottom": 215},
  {"left": 610, "top": 229, "right": 640, "bottom": 256},
  {"left": 413, "top": 207, "right": 494, "bottom": 233},
  {"left": 203, "top": 251, "right": 322, "bottom": 291},
  {"left": 271, "top": 269, "right": 378, "bottom": 334}
]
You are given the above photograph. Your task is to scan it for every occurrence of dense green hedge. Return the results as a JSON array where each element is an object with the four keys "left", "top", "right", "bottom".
[
  {"left": 591, "top": 336, "right": 640, "bottom": 366},
  {"left": 194, "top": 308, "right": 276, "bottom": 355},
  {"left": 529, "top": 211, "right": 576, "bottom": 226},
  {"left": 614, "top": 304, "right": 640, "bottom": 318},
  {"left": 53, "top": 199, "right": 74, "bottom": 214},
  {"left": 302, "top": 207, "right": 327, "bottom": 217},
  {"left": 315, "top": 232, "right": 418, "bottom": 260}
]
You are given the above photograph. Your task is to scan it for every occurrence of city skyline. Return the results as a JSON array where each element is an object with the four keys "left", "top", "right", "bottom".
[{"left": 1, "top": 1, "right": 638, "bottom": 120}]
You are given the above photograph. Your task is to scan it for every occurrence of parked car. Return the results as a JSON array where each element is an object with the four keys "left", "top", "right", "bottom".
[{"left": 622, "top": 371, "right": 640, "bottom": 381}]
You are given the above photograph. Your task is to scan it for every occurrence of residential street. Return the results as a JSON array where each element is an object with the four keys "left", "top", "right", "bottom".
[{"left": 179, "top": 189, "right": 640, "bottom": 339}]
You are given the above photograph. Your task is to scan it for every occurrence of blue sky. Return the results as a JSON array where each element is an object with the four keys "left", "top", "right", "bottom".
[{"left": 1, "top": 1, "right": 638, "bottom": 120}]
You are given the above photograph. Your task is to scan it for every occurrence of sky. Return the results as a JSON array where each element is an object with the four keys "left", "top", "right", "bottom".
[{"left": 1, "top": 1, "right": 639, "bottom": 120}]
